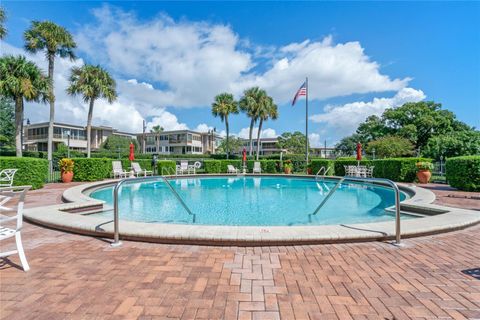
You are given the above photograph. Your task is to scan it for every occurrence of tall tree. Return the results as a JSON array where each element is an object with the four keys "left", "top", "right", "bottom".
[
  {"left": 150, "top": 125, "right": 164, "bottom": 133},
  {"left": 239, "top": 87, "right": 262, "bottom": 156},
  {"left": 24, "top": 21, "right": 76, "bottom": 168},
  {"left": 0, "top": 97, "right": 15, "bottom": 150},
  {"left": 0, "top": 7, "right": 7, "bottom": 40},
  {"left": 0, "top": 55, "right": 51, "bottom": 156},
  {"left": 276, "top": 131, "right": 308, "bottom": 154},
  {"left": 255, "top": 95, "right": 278, "bottom": 160},
  {"left": 365, "top": 135, "right": 414, "bottom": 158},
  {"left": 67, "top": 65, "right": 117, "bottom": 157},
  {"left": 211, "top": 93, "right": 238, "bottom": 159}
]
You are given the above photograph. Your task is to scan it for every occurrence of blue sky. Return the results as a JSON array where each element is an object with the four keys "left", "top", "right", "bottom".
[{"left": 2, "top": 1, "right": 479, "bottom": 145}]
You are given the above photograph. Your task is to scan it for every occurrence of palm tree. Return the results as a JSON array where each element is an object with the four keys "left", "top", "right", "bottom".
[
  {"left": 24, "top": 21, "right": 76, "bottom": 168},
  {"left": 239, "top": 87, "right": 264, "bottom": 156},
  {"left": 150, "top": 125, "right": 164, "bottom": 133},
  {"left": 212, "top": 93, "right": 239, "bottom": 159},
  {"left": 255, "top": 95, "right": 278, "bottom": 160},
  {"left": 67, "top": 65, "right": 117, "bottom": 158},
  {"left": 0, "top": 7, "right": 7, "bottom": 40},
  {"left": 0, "top": 55, "right": 51, "bottom": 156}
]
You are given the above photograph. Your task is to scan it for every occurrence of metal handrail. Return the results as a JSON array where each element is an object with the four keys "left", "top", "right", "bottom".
[
  {"left": 310, "top": 176, "right": 402, "bottom": 245},
  {"left": 111, "top": 176, "right": 195, "bottom": 247},
  {"left": 315, "top": 166, "right": 331, "bottom": 180}
]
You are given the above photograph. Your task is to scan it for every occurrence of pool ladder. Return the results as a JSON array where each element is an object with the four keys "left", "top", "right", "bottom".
[
  {"left": 310, "top": 176, "right": 402, "bottom": 245},
  {"left": 111, "top": 176, "right": 196, "bottom": 247},
  {"left": 315, "top": 166, "right": 331, "bottom": 180}
]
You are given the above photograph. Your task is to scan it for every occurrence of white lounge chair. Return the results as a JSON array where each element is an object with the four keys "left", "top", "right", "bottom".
[
  {"left": 0, "top": 169, "right": 17, "bottom": 187},
  {"left": 112, "top": 161, "right": 128, "bottom": 179},
  {"left": 0, "top": 186, "right": 31, "bottom": 271},
  {"left": 227, "top": 165, "right": 239, "bottom": 174},
  {"left": 132, "top": 162, "right": 153, "bottom": 177},
  {"left": 253, "top": 162, "right": 262, "bottom": 174}
]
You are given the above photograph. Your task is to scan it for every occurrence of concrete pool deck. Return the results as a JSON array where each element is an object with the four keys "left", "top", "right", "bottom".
[{"left": 21, "top": 175, "right": 480, "bottom": 245}]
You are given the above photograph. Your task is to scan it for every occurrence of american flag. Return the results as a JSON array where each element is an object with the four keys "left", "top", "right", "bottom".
[{"left": 292, "top": 82, "right": 307, "bottom": 106}]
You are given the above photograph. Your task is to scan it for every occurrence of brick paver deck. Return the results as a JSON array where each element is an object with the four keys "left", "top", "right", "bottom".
[{"left": 1, "top": 183, "right": 479, "bottom": 319}]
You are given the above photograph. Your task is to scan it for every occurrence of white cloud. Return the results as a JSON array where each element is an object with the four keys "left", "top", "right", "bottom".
[
  {"left": 146, "top": 109, "right": 189, "bottom": 132},
  {"left": 77, "top": 5, "right": 410, "bottom": 107},
  {"left": 308, "top": 133, "right": 321, "bottom": 148},
  {"left": 310, "top": 87, "right": 426, "bottom": 139},
  {"left": 237, "top": 127, "right": 277, "bottom": 139}
]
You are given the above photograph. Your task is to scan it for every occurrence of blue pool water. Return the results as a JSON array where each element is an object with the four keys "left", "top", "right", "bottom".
[{"left": 89, "top": 176, "right": 409, "bottom": 226}]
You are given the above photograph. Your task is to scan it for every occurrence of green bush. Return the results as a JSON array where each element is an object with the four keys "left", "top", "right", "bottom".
[
  {"left": 309, "top": 159, "right": 335, "bottom": 176},
  {"left": 204, "top": 160, "right": 222, "bottom": 173},
  {"left": 72, "top": 158, "right": 112, "bottom": 181},
  {"left": 157, "top": 160, "right": 176, "bottom": 175},
  {"left": 446, "top": 156, "right": 480, "bottom": 191},
  {"left": 120, "top": 159, "right": 153, "bottom": 172},
  {"left": 0, "top": 157, "right": 48, "bottom": 189}
]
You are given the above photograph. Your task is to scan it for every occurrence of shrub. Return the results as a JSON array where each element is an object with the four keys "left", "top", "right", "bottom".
[
  {"left": 120, "top": 159, "right": 153, "bottom": 172},
  {"left": 0, "top": 156, "right": 48, "bottom": 189},
  {"left": 446, "top": 155, "right": 480, "bottom": 191},
  {"left": 204, "top": 160, "right": 222, "bottom": 173},
  {"left": 72, "top": 158, "right": 112, "bottom": 181},
  {"left": 416, "top": 162, "right": 434, "bottom": 171},
  {"left": 59, "top": 158, "right": 74, "bottom": 172},
  {"left": 309, "top": 159, "right": 335, "bottom": 176},
  {"left": 157, "top": 160, "right": 176, "bottom": 175}
]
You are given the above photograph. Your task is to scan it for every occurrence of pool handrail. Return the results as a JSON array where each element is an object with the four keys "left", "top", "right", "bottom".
[
  {"left": 111, "top": 175, "right": 195, "bottom": 247},
  {"left": 313, "top": 176, "right": 402, "bottom": 245},
  {"left": 315, "top": 166, "right": 331, "bottom": 180}
]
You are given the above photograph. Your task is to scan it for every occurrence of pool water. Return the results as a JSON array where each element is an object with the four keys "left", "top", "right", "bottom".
[{"left": 89, "top": 176, "right": 409, "bottom": 226}]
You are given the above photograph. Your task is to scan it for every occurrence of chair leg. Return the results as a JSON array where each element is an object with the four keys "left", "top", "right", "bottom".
[{"left": 15, "top": 232, "right": 29, "bottom": 272}]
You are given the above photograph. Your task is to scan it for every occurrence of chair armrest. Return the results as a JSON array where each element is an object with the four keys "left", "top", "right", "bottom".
[{"left": 0, "top": 215, "right": 17, "bottom": 223}]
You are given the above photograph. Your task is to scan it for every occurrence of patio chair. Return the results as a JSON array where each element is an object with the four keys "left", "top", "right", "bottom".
[
  {"left": 0, "top": 169, "right": 17, "bottom": 187},
  {"left": 253, "top": 162, "right": 262, "bottom": 174},
  {"left": 227, "top": 165, "right": 239, "bottom": 174},
  {"left": 112, "top": 161, "right": 128, "bottom": 179},
  {"left": 0, "top": 186, "right": 31, "bottom": 272},
  {"left": 176, "top": 161, "right": 189, "bottom": 175},
  {"left": 365, "top": 166, "right": 374, "bottom": 178},
  {"left": 132, "top": 162, "right": 153, "bottom": 177}
]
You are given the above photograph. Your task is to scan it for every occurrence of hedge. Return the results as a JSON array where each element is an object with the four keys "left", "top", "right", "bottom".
[
  {"left": 72, "top": 158, "right": 112, "bottom": 181},
  {"left": 157, "top": 160, "right": 176, "bottom": 175},
  {"left": 0, "top": 157, "right": 48, "bottom": 189},
  {"left": 204, "top": 160, "right": 279, "bottom": 173},
  {"left": 446, "top": 155, "right": 480, "bottom": 191},
  {"left": 334, "top": 158, "right": 430, "bottom": 182},
  {"left": 309, "top": 159, "right": 335, "bottom": 176}
]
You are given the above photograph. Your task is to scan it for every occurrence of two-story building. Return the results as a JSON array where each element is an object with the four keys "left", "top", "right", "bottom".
[
  {"left": 23, "top": 122, "right": 135, "bottom": 152},
  {"left": 137, "top": 130, "right": 221, "bottom": 155}
]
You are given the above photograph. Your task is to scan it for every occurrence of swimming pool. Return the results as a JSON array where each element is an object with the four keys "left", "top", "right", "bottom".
[{"left": 89, "top": 176, "right": 409, "bottom": 226}]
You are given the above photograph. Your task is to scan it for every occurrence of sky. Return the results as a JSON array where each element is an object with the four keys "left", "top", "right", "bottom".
[{"left": 1, "top": 1, "right": 479, "bottom": 146}]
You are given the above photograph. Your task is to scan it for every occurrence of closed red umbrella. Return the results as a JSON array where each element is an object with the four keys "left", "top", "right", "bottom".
[
  {"left": 129, "top": 143, "right": 135, "bottom": 161},
  {"left": 242, "top": 147, "right": 247, "bottom": 162},
  {"left": 356, "top": 142, "right": 362, "bottom": 161}
]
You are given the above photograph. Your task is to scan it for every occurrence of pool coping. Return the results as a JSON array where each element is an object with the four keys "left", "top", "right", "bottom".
[{"left": 24, "top": 174, "right": 480, "bottom": 245}]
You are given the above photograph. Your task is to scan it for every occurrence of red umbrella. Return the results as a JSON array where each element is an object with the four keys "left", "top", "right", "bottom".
[
  {"left": 356, "top": 142, "right": 362, "bottom": 161},
  {"left": 242, "top": 147, "right": 247, "bottom": 162},
  {"left": 129, "top": 143, "right": 135, "bottom": 161}
]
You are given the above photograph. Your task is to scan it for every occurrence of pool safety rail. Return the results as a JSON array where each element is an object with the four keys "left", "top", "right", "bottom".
[
  {"left": 312, "top": 176, "right": 402, "bottom": 245},
  {"left": 315, "top": 166, "right": 331, "bottom": 180},
  {"left": 111, "top": 176, "right": 195, "bottom": 247}
]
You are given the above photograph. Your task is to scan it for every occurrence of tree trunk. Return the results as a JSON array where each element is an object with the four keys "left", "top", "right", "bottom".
[
  {"left": 86, "top": 99, "right": 95, "bottom": 158},
  {"left": 225, "top": 115, "right": 229, "bottom": 160},
  {"left": 256, "top": 119, "right": 263, "bottom": 160},
  {"left": 15, "top": 97, "right": 23, "bottom": 157},
  {"left": 248, "top": 118, "right": 254, "bottom": 156},
  {"left": 47, "top": 54, "right": 55, "bottom": 171}
]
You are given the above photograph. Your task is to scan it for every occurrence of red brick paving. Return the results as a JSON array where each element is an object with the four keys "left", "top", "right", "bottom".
[
  {"left": 420, "top": 183, "right": 480, "bottom": 211},
  {"left": 1, "top": 182, "right": 480, "bottom": 319}
]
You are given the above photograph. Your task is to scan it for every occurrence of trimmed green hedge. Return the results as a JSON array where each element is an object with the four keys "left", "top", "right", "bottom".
[
  {"left": 157, "top": 160, "right": 176, "bottom": 175},
  {"left": 334, "top": 158, "right": 430, "bottom": 182},
  {"left": 0, "top": 156, "right": 48, "bottom": 189},
  {"left": 204, "top": 160, "right": 279, "bottom": 173},
  {"left": 72, "top": 158, "right": 112, "bottom": 181},
  {"left": 309, "top": 159, "right": 335, "bottom": 176},
  {"left": 446, "top": 155, "right": 480, "bottom": 191}
]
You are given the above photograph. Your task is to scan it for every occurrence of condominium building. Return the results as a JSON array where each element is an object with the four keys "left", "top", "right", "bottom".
[
  {"left": 238, "top": 137, "right": 282, "bottom": 155},
  {"left": 23, "top": 122, "right": 135, "bottom": 152},
  {"left": 137, "top": 130, "right": 222, "bottom": 155}
]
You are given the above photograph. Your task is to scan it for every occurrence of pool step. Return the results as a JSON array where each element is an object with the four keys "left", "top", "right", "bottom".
[{"left": 385, "top": 204, "right": 449, "bottom": 217}]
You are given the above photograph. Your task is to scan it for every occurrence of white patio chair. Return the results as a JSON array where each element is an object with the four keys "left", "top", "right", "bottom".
[
  {"left": 176, "top": 161, "right": 189, "bottom": 175},
  {"left": 365, "top": 166, "right": 374, "bottom": 178},
  {"left": 132, "top": 162, "right": 153, "bottom": 177},
  {"left": 253, "top": 162, "right": 262, "bottom": 174},
  {"left": 0, "top": 186, "right": 31, "bottom": 272},
  {"left": 112, "top": 161, "right": 128, "bottom": 179},
  {"left": 227, "top": 165, "right": 239, "bottom": 174},
  {"left": 0, "top": 169, "right": 17, "bottom": 187}
]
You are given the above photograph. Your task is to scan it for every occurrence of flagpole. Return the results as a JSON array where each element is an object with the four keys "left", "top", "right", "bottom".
[{"left": 305, "top": 77, "right": 309, "bottom": 164}]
